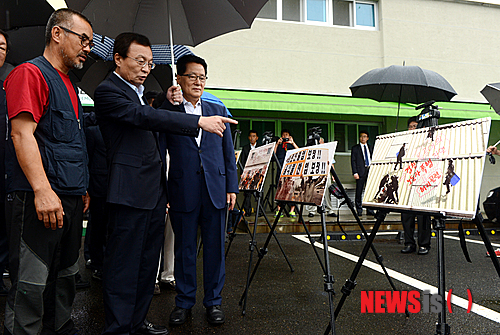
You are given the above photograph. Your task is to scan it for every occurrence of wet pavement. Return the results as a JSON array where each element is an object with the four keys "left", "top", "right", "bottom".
[{"left": 2, "top": 228, "right": 500, "bottom": 334}]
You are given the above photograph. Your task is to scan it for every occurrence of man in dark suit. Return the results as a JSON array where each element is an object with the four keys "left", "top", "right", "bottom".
[
  {"left": 240, "top": 130, "right": 259, "bottom": 215},
  {"left": 351, "top": 131, "right": 375, "bottom": 216},
  {"left": 401, "top": 117, "right": 431, "bottom": 255},
  {"left": 94, "top": 33, "right": 235, "bottom": 335},
  {"left": 161, "top": 55, "right": 238, "bottom": 326}
]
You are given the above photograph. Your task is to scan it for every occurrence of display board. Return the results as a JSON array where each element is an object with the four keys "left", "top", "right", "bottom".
[
  {"left": 238, "top": 143, "right": 275, "bottom": 192},
  {"left": 275, "top": 142, "right": 337, "bottom": 206},
  {"left": 363, "top": 118, "right": 491, "bottom": 219}
]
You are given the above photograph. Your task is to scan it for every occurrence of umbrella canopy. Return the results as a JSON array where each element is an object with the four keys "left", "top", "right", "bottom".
[
  {"left": 91, "top": 33, "right": 193, "bottom": 65},
  {"left": 69, "top": 58, "right": 174, "bottom": 100},
  {"left": 70, "top": 36, "right": 193, "bottom": 99},
  {"left": 350, "top": 65, "right": 457, "bottom": 103},
  {"left": 480, "top": 83, "right": 500, "bottom": 115},
  {"left": 65, "top": 0, "right": 269, "bottom": 45},
  {"left": 1, "top": 0, "right": 54, "bottom": 30},
  {"left": 350, "top": 65, "right": 457, "bottom": 129}
]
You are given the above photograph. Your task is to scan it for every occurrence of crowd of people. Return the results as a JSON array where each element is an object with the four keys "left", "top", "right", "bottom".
[
  {"left": 0, "top": 6, "right": 474, "bottom": 335},
  {"left": 0, "top": 8, "right": 237, "bottom": 335}
]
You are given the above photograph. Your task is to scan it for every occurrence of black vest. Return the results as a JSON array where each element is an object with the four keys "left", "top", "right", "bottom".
[{"left": 5, "top": 56, "right": 89, "bottom": 195}]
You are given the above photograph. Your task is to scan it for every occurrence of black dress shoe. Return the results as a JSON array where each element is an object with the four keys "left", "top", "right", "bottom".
[
  {"left": 160, "top": 280, "right": 176, "bottom": 291},
  {"left": 418, "top": 247, "right": 430, "bottom": 255},
  {"left": 169, "top": 307, "right": 191, "bottom": 325},
  {"left": 133, "top": 320, "right": 169, "bottom": 335},
  {"left": 308, "top": 213, "right": 315, "bottom": 217},
  {"left": 206, "top": 305, "right": 225, "bottom": 325},
  {"left": 0, "top": 283, "right": 8, "bottom": 296},
  {"left": 367, "top": 210, "right": 376, "bottom": 216},
  {"left": 327, "top": 212, "right": 337, "bottom": 217},
  {"left": 401, "top": 245, "right": 416, "bottom": 254}
]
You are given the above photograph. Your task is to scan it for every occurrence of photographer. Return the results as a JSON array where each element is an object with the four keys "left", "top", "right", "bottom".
[{"left": 274, "top": 129, "right": 299, "bottom": 217}]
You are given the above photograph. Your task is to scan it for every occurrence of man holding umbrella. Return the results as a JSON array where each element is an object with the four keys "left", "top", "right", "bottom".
[
  {"left": 94, "top": 33, "right": 236, "bottom": 335},
  {"left": 160, "top": 54, "right": 238, "bottom": 326}
]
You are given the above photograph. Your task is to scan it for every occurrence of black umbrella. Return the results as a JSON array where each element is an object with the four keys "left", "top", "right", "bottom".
[
  {"left": 350, "top": 65, "right": 457, "bottom": 130},
  {"left": 1, "top": 0, "right": 54, "bottom": 30},
  {"left": 65, "top": 0, "right": 268, "bottom": 84},
  {"left": 70, "top": 58, "right": 173, "bottom": 100},
  {"left": 480, "top": 83, "right": 500, "bottom": 115},
  {"left": 65, "top": 0, "right": 268, "bottom": 45}
]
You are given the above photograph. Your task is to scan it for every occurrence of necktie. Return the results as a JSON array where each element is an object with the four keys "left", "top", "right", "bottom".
[{"left": 363, "top": 145, "right": 370, "bottom": 166}]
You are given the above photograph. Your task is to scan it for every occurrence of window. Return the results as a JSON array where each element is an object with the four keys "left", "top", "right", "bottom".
[
  {"left": 257, "top": 0, "right": 377, "bottom": 29},
  {"left": 306, "top": 0, "right": 327, "bottom": 22},
  {"left": 355, "top": 1, "right": 376, "bottom": 28},
  {"left": 333, "top": 123, "right": 378, "bottom": 152}
]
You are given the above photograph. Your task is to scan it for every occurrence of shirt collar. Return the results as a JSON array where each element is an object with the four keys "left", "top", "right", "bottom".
[
  {"left": 114, "top": 71, "right": 145, "bottom": 100},
  {"left": 183, "top": 97, "right": 202, "bottom": 108}
]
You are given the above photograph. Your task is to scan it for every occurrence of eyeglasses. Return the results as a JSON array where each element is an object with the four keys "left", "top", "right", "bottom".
[
  {"left": 126, "top": 56, "right": 156, "bottom": 70},
  {"left": 58, "top": 26, "right": 95, "bottom": 49},
  {"left": 178, "top": 74, "right": 207, "bottom": 82}
]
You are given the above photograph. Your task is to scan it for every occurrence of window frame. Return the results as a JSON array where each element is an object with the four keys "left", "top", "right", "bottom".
[
  {"left": 353, "top": 0, "right": 378, "bottom": 30},
  {"left": 256, "top": 0, "right": 378, "bottom": 30}
]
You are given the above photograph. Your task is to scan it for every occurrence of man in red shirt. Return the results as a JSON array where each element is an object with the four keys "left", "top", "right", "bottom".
[{"left": 3, "top": 9, "right": 92, "bottom": 335}]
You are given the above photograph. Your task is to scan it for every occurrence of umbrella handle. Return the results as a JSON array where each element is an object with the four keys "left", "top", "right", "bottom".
[{"left": 172, "top": 76, "right": 180, "bottom": 106}]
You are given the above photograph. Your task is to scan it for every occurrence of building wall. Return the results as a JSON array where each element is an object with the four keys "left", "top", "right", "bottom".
[
  {"left": 193, "top": 0, "right": 500, "bottom": 102},
  {"left": 192, "top": 0, "right": 500, "bottom": 214}
]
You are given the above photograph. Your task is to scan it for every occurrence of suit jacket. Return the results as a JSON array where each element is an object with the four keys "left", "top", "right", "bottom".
[
  {"left": 351, "top": 143, "right": 374, "bottom": 178},
  {"left": 240, "top": 143, "right": 259, "bottom": 168},
  {"left": 93, "top": 73, "right": 199, "bottom": 209},
  {"left": 160, "top": 98, "right": 239, "bottom": 212}
]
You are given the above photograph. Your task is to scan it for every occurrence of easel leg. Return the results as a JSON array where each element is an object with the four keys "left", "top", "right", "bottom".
[
  {"left": 258, "top": 201, "right": 294, "bottom": 272},
  {"left": 332, "top": 210, "right": 387, "bottom": 322},
  {"left": 318, "top": 205, "right": 336, "bottom": 335},
  {"left": 297, "top": 204, "right": 326, "bottom": 273},
  {"left": 433, "top": 217, "right": 450, "bottom": 335},
  {"left": 330, "top": 167, "right": 409, "bottom": 318},
  {"left": 239, "top": 205, "right": 284, "bottom": 315}
]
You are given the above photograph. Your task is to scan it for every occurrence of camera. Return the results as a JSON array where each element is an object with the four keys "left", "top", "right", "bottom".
[
  {"left": 307, "top": 126, "right": 322, "bottom": 146},
  {"left": 415, "top": 100, "right": 440, "bottom": 128},
  {"left": 262, "top": 131, "right": 274, "bottom": 145},
  {"left": 281, "top": 137, "right": 289, "bottom": 142}
]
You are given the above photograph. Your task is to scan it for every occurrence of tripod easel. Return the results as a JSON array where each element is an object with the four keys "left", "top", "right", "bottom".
[{"left": 328, "top": 206, "right": 500, "bottom": 335}]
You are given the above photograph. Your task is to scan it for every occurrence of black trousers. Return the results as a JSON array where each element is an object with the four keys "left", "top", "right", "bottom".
[
  {"left": 102, "top": 188, "right": 166, "bottom": 335},
  {"left": 401, "top": 213, "right": 431, "bottom": 248},
  {"left": 87, "top": 196, "right": 108, "bottom": 270},
  {"left": 5, "top": 191, "right": 82, "bottom": 335},
  {"left": 355, "top": 170, "right": 369, "bottom": 213}
]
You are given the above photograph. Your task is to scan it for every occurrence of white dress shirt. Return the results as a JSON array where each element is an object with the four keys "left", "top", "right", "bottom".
[
  {"left": 183, "top": 98, "right": 202, "bottom": 146},
  {"left": 114, "top": 71, "right": 145, "bottom": 105}
]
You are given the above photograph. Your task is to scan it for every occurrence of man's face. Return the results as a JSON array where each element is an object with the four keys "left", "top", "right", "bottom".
[
  {"left": 281, "top": 132, "right": 290, "bottom": 140},
  {"left": 115, "top": 42, "right": 153, "bottom": 87},
  {"left": 359, "top": 133, "right": 369, "bottom": 144},
  {"left": 177, "top": 62, "right": 206, "bottom": 103},
  {"left": 408, "top": 121, "right": 418, "bottom": 130},
  {"left": 59, "top": 15, "right": 93, "bottom": 71},
  {"left": 248, "top": 133, "right": 258, "bottom": 145},
  {"left": 0, "top": 34, "right": 6, "bottom": 68}
]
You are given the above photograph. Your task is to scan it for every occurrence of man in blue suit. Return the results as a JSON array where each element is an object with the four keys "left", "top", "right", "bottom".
[
  {"left": 94, "top": 33, "right": 235, "bottom": 335},
  {"left": 161, "top": 55, "right": 238, "bottom": 326}
]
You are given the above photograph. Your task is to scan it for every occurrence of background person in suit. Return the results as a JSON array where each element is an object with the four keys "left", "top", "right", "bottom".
[
  {"left": 240, "top": 130, "right": 259, "bottom": 216},
  {"left": 351, "top": 131, "right": 375, "bottom": 216},
  {"left": 401, "top": 117, "right": 431, "bottom": 255},
  {"left": 94, "top": 33, "right": 235, "bottom": 335},
  {"left": 161, "top": 55, "right": 238, "bottom": 326}
]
